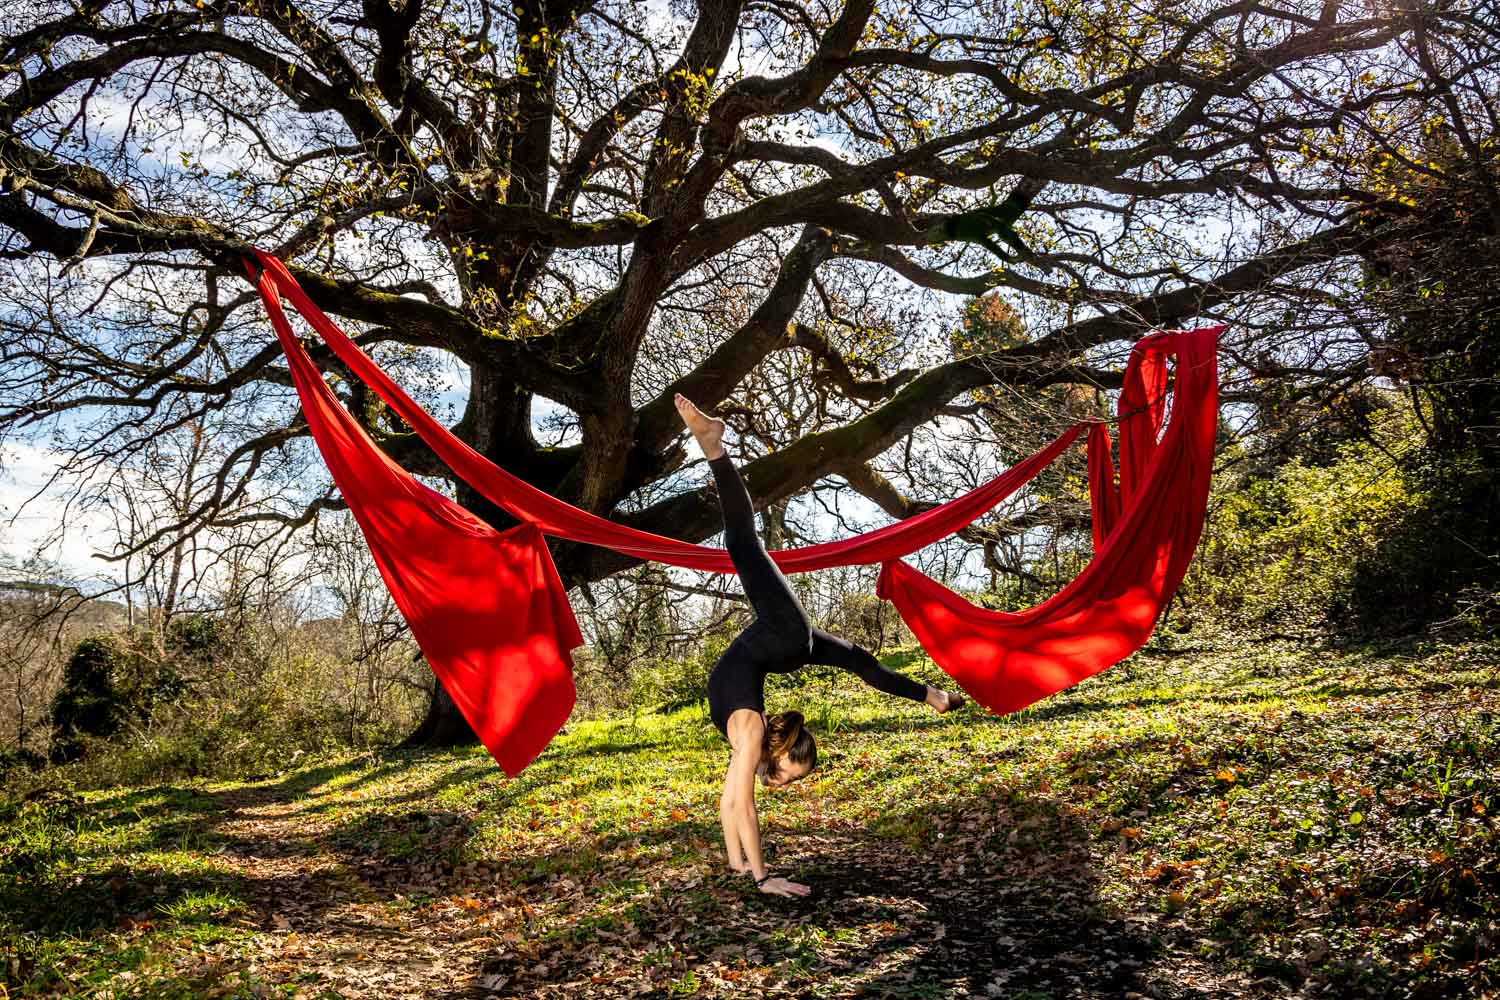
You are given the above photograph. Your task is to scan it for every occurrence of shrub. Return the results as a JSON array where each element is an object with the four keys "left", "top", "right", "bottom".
[
  {"left": 31, "top": 611, "right": 426, "bottom": 787},
  {"left": 48, "top": 628, "right": 194, "bottom": 762},
  {"left": 48, "top": 636, "right": 131, "bottom": 761},
  {"left": 626, "top": 631, "right": 729, "bottom": 715},
  {"left": 1351, "top": 441, "right": 1500, "bottom": 634},
  {"left": 1179, "top": 404, "right": 1488, "bottom": 635}
]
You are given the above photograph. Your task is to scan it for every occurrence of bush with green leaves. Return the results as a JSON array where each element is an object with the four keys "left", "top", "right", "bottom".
[
  {"left": 30, "top": 609, "right": 427, "bottom": 786},
  {"left": 48, "top": 632, "right": 184, "bottom": 763},
  {"left": 625, "top": 632, "right": 728, "bottom": 716},
  {"left": 47, "top": 636, "right": 129, "bottom": 760},
  {"left": 1181, "top": 402, "right": 1491, "bottom": 634}
]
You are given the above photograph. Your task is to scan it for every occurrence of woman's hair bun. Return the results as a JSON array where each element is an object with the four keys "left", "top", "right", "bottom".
[{"left": 763, "top": 710, "right": 816, "bottom": 773}]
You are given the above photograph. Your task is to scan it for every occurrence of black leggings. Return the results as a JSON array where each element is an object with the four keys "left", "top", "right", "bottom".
[{"left": 708, "top": 454, "right": 928, "bottom": 703}]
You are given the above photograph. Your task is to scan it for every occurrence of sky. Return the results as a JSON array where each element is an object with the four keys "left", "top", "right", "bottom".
[{"left": 0, "top": 441, "right": 113, "bottom": 577}]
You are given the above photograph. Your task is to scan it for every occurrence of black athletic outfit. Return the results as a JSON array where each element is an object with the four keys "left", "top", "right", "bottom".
[{"left": 705, "top": 454, "right": 928, "bottom": 738}]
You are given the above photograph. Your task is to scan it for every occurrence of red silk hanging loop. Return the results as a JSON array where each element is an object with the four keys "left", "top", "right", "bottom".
[
  {"left": 248, "top": 261, "right": 580, "bottom": 776},
  {"left": 875, "top": 326, "right": 1221, "bottom": 717},
  {"left": 247, "top": 250, "right": 1085, "bottom": 573}
]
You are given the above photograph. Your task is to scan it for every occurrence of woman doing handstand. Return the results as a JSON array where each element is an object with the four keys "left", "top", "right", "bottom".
[{"left": 673, "top": 394, "right": 965, "bottom": 898}]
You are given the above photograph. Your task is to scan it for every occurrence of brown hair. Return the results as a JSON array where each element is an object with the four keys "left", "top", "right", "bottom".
[{"left": 761, "top": 710, "right": 816, "bottom": 780}]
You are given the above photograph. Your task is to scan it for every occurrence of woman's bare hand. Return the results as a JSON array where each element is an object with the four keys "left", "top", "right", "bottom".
[{"left": 758, "top": 876, "right": 811, "bottom": 897}]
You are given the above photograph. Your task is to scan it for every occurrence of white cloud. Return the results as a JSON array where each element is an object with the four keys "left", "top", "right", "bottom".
[{"left": 0, "top": 442, "right": 119, "bottom": 582}]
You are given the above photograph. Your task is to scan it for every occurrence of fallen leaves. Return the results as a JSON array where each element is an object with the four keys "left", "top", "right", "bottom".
[{"left": 10, "top": 640, "right": 1500, "bottom": 998}]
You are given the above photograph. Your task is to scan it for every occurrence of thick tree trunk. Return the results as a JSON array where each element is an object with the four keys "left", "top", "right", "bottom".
[
  {"left": 401, "top": 674, "right": 478, "bottom": 748},
  {"left": 402, "top": 363, "right": 540, "bottom": 750}
]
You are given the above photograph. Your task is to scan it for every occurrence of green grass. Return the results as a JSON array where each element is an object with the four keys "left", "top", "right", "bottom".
[{"left": 4, "top": 636, "right": 1500, "bottom": 998}]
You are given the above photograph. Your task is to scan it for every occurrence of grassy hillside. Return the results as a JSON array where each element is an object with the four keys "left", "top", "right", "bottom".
[{"left": 4, "top": 638, "right": 1499, "bottom": 999}]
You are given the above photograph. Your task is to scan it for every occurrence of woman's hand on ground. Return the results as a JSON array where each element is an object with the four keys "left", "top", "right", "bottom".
[{"left": 758, "top": 876, "right": 811, "bottom": 897}]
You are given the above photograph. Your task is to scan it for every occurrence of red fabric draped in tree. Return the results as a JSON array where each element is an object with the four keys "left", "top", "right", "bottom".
[
  {"left": 247, "top": 249, "right": 1221, "bottom": 772},
  {"left": 250, "top": 263, "right": 581, "bottom": 776},
  {"left": 1088, "top": 422, "right": 1121, "bottom": 551},
  {"left": 248, "top": 251, "right": 1084, "bottom": 572},
  {"left": 874, "top": 326, "right": 1221, "bottom": 717}
]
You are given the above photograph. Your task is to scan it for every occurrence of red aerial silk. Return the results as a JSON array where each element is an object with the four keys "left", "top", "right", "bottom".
[
  {"left": 875, "top": 327, "right": 1220, "bottom": 716},
  {"left": 246, "top": 250, "right": 1222, "bottom": 772},
  {"left": 248, "top": 251, "right": 1084, "bottom": 571},
  {"left": 251, "top": 264, "right": 581, "bottom": 776}
]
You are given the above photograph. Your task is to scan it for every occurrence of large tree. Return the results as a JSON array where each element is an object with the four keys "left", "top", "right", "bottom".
[{"left": 0, "top": 0, "right": 1483, "bottom": 742}]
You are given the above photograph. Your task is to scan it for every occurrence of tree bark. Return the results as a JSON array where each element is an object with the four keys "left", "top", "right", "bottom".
[{"left": 401, "top": 673, "right": 478, "bottom": 748}]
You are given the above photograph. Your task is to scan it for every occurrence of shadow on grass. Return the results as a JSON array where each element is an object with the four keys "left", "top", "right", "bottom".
[
  {"left": 8, "top": 737, "right": 1280, "bottom": 999},
  {"left": 431, "top": 783, "right": 1227, "bottom": 1000},
  {"left": 72, "top": 751, "right": 495, "bottom": 858},
  {"left": 2, "top": 801, "right": 481, "bottom": 941},
  {"left": 88, "top": 756, "right": 379, "bottom": 820},
  {"left": 85, "top": 784, "right": 228, "bottom": 831}
]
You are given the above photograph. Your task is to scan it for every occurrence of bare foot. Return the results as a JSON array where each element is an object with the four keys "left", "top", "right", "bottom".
[
  {"left": 674, "top": 393, "right": 726, "bottom": 460},
  {"left": 926, "top": 686, "right": 965, "bottom": 714}
]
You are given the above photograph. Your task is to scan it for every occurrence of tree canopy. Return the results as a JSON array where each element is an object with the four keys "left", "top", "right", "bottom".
[{"left": 2, "top": 0, "right": 1495, "bottom": 735}]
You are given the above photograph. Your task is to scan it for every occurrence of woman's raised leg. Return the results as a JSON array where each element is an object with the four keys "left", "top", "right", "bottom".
[{"left": 675, "top": 394, "right": 811, "bottom": 651}]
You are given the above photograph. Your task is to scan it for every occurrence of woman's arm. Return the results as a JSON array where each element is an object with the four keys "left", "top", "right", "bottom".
[
  {"left": 720, "top": 710, "right": 764, "bottom": 875},
  {"left": 720, "top": 711, "right": 810, "bottom": 897},
  {"left": 718, "top": 806, "right": 748, "bottom": 873},
  {"left": 718, "top": 763, "right": 749, "bottom": 873}
]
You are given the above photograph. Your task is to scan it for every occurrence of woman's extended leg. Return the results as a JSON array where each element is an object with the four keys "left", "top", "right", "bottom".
[
  {"left": 807, "top": 629, "right": 965, "bottom": 712},
  {"left": 706, "top": 453, "right": 808, "bottom": 629},
  {"left": 806, "top": 629, "right": 924, "bottom": 701},
  {"left": 676, "top": 394, "right": 811, "bottom": 655}
]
